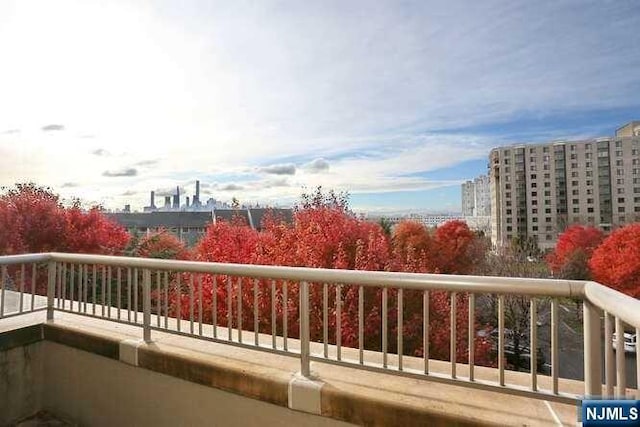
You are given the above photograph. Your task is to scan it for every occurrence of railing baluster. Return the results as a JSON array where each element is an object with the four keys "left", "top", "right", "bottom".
[
  {"left": 450, "top": 292, "right": 456, "bottom": 378},
  {"left": 212, "top": 275, "right": 217, "bottom": 338},
  {"left": 551, "top": 298, "right": 559, "bottom": 394},
  {"left": 300, "top": 281, "right": 310, "bottom": 377},
  {"left": 61, "top": 263, "right": 67, "bottom": 310},
  {"left": 283, "top": 281, "right": 288, "bottom": 351},
  {"left": 164, "top": 272, "right": 168, "bottom": 328},
  {"left": 238, "top": 277, "right": 242, "bottom": 343},
  {"left": 189, "top": 274, "right": 195, "bottom": 334},
  {"left": 498, "top": 295, "right": 505, "bottom": 386},
  {"left": 0, "top": 265, "right": 6, "bottom": 317},
  {"left": 176, "top": 273, "right": 182, "bottom": 332},
  {"left": 198, "top": 275, "right": 203, "bottom": 336},
  {"left": 323, "top": 283, "right": 328, "bottom": 358},
  {"left": 57, "top": 262, "right": 62, "bottom": 310},
  {"left": 101, "top": 266, "right": 106, "bottom": 316},
  {"left": 253, "top": 279, "right": 258, "bottom": 346},
  {"left": 143, "top": 269, "right": 151, "bottom": 342},
  {"left": 78, "top": 264, "right": 84, "bottom": 313},
  {"left": 107, "top": 266, "right": 111, "bottom": 318},
  {"left": 227, "top": 276, "right": 232, "bottom": 340},
  {"left": 19, "top": 264, "right": 25, "bottom": 313},
  {"left": 358, "top": 285, "right": 364, "bottom": 365},
  {"left": 133, "top": 268, "right": 138, "bottom": 323},
  {"left": 156, "top": 271, "right": 161, "bottom": 327},
  {"left": 584, "top": 300, "right": 602, "bottom": 398},
  {"left": 31, "top": 264, "right": 36, "bottom": 311},
  {"left": 398, "top": 288, "right": 403, "bottom": 371},
  {"left": 615, "top": 316, "right": 626, "bottom": 397},
  {"left": 92, "top": 264, "right": 97, "bottom": 315},
  {"left": 83, "top": 264, "right": 88, "bottom": 313},
  {"left": 70, "top": 264, "right": 75, "bottom": 311},
  {"left": 126, "top": 268, "right": 131, "bottom": 321},
  {"left": 469, "top": 293, "right": 475, "bottom": 381},
  {"left": 47, "top": 261, "right": 55, "bottom": 320},
  {"left": 116, "top": 267, "right": 121, "bottom": 320},
  {"left": 530, "top": 298, "right": 537, "bottom": 391},
  {"left": 424, "top": 290, "right": 429, "bottom": 374},
  {"left": 271, "top": 279, "right": 275, "bottom": 349},
  {"left": 336, "top": 284, "right": 342, "bottom": 361},
  {"left": 382, "top": 287, "right": 388, "bottom": 368}
]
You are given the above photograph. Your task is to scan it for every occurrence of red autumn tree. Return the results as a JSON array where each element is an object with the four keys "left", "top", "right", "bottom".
[
  {"left": 589, "top": 223, "right": 640, "bottom": 298},
  {"left": 546, "top": 225, "right": 604, "bottom": 279},
  {"left": 65, "top": 205, "right": 129, "bottom": 255},
  {"left": 129, "top": 228, "right": 190, "bottom": 260},
  {"left": 390, "top": 220, "right": 435, "bottom": 272},
  {"left": 433, "top": 220, "right": 483, "bottom": 275}
]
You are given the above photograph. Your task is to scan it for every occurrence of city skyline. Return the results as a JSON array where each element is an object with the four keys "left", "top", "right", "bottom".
[{"left": 1, "top": 1, "right": 639, "bottom": 213}]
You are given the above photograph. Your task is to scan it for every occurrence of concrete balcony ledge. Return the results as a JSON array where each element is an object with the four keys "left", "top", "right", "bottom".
[{"left": 0, "top": 312, "right": 590, "bottom": 426}]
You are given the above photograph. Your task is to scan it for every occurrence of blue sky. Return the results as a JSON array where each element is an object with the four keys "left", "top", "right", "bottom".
[{"left": 0, "top": 0, "right": 639, "bottom": 213}]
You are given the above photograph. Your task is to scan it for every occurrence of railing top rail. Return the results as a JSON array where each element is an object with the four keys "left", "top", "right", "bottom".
[
  {"left": 583, "top": 281, "right": 640, "bottom": 329},
  {"left": 43, "top": 252, "right": 584, "bottom": 297},
  {"left": 0, "top": 253, "right": 52, "bottom": 265}
]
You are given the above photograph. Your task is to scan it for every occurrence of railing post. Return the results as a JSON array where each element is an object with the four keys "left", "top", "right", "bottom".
[
  {"left": 143, "top": 269, "right": 152, "bottom": 342},
  {"left": 47, "top": 261, "right": 56, "bottom": 320},
  {"left": 300, "top": 281, "right": 310, "bottom": 377},
  {"left": 583, "top": 300, "right": 602, "bottom": 398}
]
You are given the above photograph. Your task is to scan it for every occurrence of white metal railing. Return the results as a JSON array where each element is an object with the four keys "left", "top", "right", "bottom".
[{"left": 0, "top": 252, "right": 639, "bottom": 404}]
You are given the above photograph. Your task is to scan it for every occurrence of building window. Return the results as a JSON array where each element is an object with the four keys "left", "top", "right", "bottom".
[
  {"left": 531, "top": 174, "right": 537, "bottom": 180},
  {"left": 636, "top": 206, "right": 640, "bottom": 212},
  {"left": 507, "top": 226, "right": 512, "bottom": 231},
  {"left": 531, "top": 200, "right": 537, "bottom": 205},
  {"left": 617, "top": 178, "right": 625, "bottom": 185},
  {"left": 545, "top": 190, "right": 551, "bottom": 196},
  {"left": 635, "top": 187, "right": 640, "bottom": 194},
  {"left": 618, "top": 197, "right": 625, "bottom": 203},
  {"left": 543, "top": 164, "right": 550, "bottom": 170},
  {"left": 572, "top": 180, "right": 579, "bottom": 186},
  {"left": 618, "top": 207, "right": 625, "bottom": 213},
  {"left": 506, "top": 192, "right": 511, "bottom": 198},
  {"left": 505, "top": 183, "right": 511, "bottom": 190},
  {"left": 531, "top": 182, "right": 537, "bottom": 188},
  {"left": 506, "top": 209, "right": 512, "bottom": 215},
  {"left": 616, "top": 151, "right": 623, "bottom": 157},
  {"left": 506, "top": 218, "right": 512, "bottom": 223},
  {"left": 586, "top": 180, "right": 593, "bottom": 185},
  {"left": 615, "top": 140, "right": 622, "bottom": 148},
  {"left": 530, "top": 164, "right": 537, "bottom": 171},
  {"left": 570, "top": 145, "right": 576, "bottom": 151},
  {"left": 573, "top": 208, "right": 579, "bottom": 213},
  {"left": 532, "top": 217, "right": 538, "bottom": 222},
  {"left": 634, "top": 159, "right": 640, "bottom": 165},
  {"left": 572, "top": 189, "right": 579, "bottom": 195},
  {"left": 505, "top": 167, "right": 510, "bottom": 173},
  {"left": 544, "top": 173, "right": 550, "bottom": 179},
  {"left": 585, "top": 143, "right": 592, "bottom": 151},
  {"left": 543, "top": 147, "right": 549, "bottom": 153},
  {"left": 532, "top": 226, "right": 538, "bottom": 231},
  {"left": 618, "top": 188, "right": 625, "bottom": 194},
  {"left": 587, "top": 198, "right": 594, "bottom": 204},
  {"left": 572, "top": 198, "right": 579, "bottom": 204},
  {"left": 571, "top": 171, "right": 578, "bottom": 177},
  {"left": 532, "top": 208, "right": 538, "bottom": 214},
  {"left": 531, "top": 191, "right": 537, "bottom": 197},
  {"left": 545, "top": 217, "right": 552, "bottom": 223},
  {"left": 633, "top": 149, "right": 638, "bottom": 155},
  {"left": 616, "top": 159, "right": 624, "bottom": 166},
  {"left": 588, "top": 207, "right": 594, "bottom": 213},
  {"left": 506, "top": 201, "right": 512, "bottom": 206},
  {"left": 619, "top": 216, "right": 626, "bottom": 222},
  {"left": 545, "top": 208, "right": 551, "bottom": 214},
  {"left": 586, "top": 161, "right": 592, "bottom": 168},
  {"left": 585, "top": 153, "right": 592, "bottom": 159},
  {"left": 587, "top": 188, "right": 593, "bottom": 194}
]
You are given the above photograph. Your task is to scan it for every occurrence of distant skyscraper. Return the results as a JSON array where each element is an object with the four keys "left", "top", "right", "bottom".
[{"left": 461, "top": 175, "right": 491, "bottom": 217}]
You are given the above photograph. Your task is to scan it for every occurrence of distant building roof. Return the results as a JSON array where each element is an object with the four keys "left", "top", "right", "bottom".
[
  {"left": 107, "top": 211, "right": 214, "bottom": 228},
  {"left": 108, "top": 208, "right": 294, "bottom": 230}
]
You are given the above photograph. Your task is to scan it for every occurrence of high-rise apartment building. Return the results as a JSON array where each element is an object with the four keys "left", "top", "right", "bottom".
[
  {"left": 461, "top": 175, "right": 491, "bottom": 217},
  {"left": 490, "top": 121, "right": 640, "bottom": 250}
]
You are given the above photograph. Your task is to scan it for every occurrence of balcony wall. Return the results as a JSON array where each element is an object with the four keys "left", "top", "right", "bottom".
[{"left": 0, "top": 312, "right": 586, "bottom": 426}]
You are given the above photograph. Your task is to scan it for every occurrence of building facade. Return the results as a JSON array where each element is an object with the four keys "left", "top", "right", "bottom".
[
  {"left": 461, "top": 175, "right": 491, "bottom": 217},
  {"left": 490, "top": 122, "right": 640, "bottom": 250}
]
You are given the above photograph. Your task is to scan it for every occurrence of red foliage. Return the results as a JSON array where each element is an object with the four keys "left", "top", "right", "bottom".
[
  {"left": 131, "top": 228, "right": 190, "bottom": 260},
  {"left": 65, "top": 206, "right": 130, "bottom": 255},
  {"left": 433, "top": 220, "right": 481, "bottom": 275},
  {"left": 589, "top": 223, "right": 640, "bottom": 298},
  {"left": 546, "top": 225, "right": 604, "bottom": 279},
  {"left": 0, "top": 184, "right": 129, "bottom": 255}
]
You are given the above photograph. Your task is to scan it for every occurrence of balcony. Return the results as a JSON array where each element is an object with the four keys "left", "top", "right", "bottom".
[{"left": 1, "top": 253, "right": 639, "bottom": 426}]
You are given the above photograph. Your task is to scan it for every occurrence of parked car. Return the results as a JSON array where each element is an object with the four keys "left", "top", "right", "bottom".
[{"left": 612, "top": 332, "right": 637, "bottom": 353}]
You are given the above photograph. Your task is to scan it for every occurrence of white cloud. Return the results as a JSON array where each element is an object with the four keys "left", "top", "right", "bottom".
[{"left": 0, "top": 1, "right": 638, "bottom": 210}]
